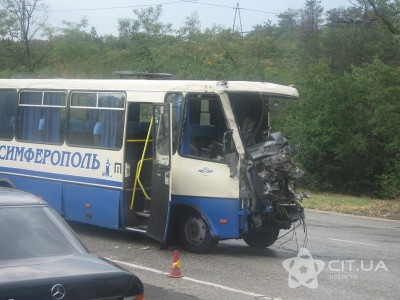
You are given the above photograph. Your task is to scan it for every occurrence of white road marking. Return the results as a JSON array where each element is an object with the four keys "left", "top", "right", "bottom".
[
  {"left": 110, "top": 259, "right": 279, "bottom": 300},
  {"left": 328, "top": 238, "right": 379, "bottom": 247}
]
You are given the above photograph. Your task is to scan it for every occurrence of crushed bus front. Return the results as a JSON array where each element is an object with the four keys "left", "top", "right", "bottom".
[{"left": 227, "top": 91, "right": 305, "bottom": 248}]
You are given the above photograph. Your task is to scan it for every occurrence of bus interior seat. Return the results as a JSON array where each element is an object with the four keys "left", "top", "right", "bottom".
[
  {"left": 191, "top": 124, "right": 215, "bottom": 157},
  {"left": 85, "top": 120, "right": 96, "bottom": 134},
  {"left": 93, "top": 121, "right": 101, "bottom": 146},
  {"left": 68, "top": 119, "right": 87, "bottom": 145},
  {"left": 38, "top": 118, "right": 45, "bottom": 141}
]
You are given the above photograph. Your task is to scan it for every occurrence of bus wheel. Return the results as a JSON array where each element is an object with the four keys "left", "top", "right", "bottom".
[
  {"left": 243, "top": 227, "right": 279, "bottom": 248},
  {"left": 0, "top": 179, "right": 15, "bottom": 189},
  {"left": 179, "top": 214, "right": 218, "bottom": 253}
]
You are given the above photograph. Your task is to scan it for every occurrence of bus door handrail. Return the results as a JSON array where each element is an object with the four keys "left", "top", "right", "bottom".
[{"left": 130, "top": 117, "right": 153, "bottom": 209}]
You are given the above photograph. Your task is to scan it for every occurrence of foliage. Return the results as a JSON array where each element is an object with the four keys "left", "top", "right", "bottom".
[
  {"left": 289, "top": 60, "right": 400, "bottom": 197},
  {"left": 0, "top": 0, "right": 50, "bottom": 72},
  {"left": 302, "top": 191, "right": 400, "bottom": 219}
]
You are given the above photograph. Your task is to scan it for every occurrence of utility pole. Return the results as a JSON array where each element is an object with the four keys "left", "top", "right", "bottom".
[{"left": 232, "top": 2, "right": 243, "bottom": 36}]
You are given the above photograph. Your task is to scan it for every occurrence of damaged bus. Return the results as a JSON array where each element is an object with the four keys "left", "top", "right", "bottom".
[{"left": 0, "top": 79, "right": 304, "bottom": 253}]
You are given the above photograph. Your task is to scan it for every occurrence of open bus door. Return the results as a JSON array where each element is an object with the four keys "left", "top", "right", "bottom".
[{"left": 147, "top": 104, "right": 172, "bottom": 243}]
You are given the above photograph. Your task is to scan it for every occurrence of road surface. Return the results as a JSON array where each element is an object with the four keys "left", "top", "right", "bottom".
[{"left": 71, "top": 209, "right": 400, "bottom": 299}]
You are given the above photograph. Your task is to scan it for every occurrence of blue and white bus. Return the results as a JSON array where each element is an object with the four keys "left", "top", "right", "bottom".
[{"left": 0, "top": 78, "right": 305, "bottom": 253}]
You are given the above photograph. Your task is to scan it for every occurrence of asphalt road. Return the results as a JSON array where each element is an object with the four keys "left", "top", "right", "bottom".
[{"left": 71, "top": 209, "right": 400, "bottom": 300}]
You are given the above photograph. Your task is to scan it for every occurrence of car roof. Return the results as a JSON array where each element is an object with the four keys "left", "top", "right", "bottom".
[{"left": 0, "top": 188, "right": 47, "bottom": 206}]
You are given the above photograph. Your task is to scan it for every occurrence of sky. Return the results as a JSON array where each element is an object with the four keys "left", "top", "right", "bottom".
[{"left": 44, "top": 0, "right": 352, "bottom": 36}]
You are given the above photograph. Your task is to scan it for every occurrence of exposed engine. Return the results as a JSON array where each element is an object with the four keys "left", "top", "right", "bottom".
[{"left": 245, "top": 132, "right": 305, "bottom": 230}]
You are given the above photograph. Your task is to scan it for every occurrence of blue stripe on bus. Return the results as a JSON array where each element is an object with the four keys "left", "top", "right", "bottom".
[
  {"left": 0, "top": 166, "right": 122, "bottom": 189},
  {"left": 3, "top": 174, "right": 122, "bottom": 229}
]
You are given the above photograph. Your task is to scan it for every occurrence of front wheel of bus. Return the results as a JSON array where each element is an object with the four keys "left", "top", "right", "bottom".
[
  {"left": 243, "top": 227, "right": 279, "bottom": 248},
  {"left": 179, "top": 214, "right": 218, "bottom": 253}
]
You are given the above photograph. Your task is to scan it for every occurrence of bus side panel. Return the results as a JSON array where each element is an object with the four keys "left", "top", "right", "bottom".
[
  {"left": 63, "top": 184, "right": 121, "bottom": 229},
  {"left": 0, "top": 174, "right": 63, "bottom": 214},
  {"left": 172, "top": 195, "right": 240, "bottom": 239}
]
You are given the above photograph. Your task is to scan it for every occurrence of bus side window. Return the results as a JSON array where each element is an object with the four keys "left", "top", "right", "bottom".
[
  {"left": 180, "top": 94, "right": 228, "bottom": 162},
  {"left": 16, "top": 91, "right": 66, "bottom": 144},
  {"left": 42, "top": 92, "right": 67, "bottom": 144},
  {"left": 68, "top": 92, "right": 125, "bottom": 150},
  {"left": 0, "top": 89, "right": 17, "bottom": 141},
  {"left": 165, "top": 93, "right": 183, "bottom": 154}
]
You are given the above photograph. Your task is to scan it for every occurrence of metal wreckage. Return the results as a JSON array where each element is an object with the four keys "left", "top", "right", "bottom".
[{"left": 230, "top": 94, "right": 307, "bottom": 248}]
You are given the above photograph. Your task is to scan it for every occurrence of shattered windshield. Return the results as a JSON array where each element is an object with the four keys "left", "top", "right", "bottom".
[
  {"left": 229, "top": 93, "right": 297, "bottom": 148},
  {"left": 228, "top": 92, "right": 268, "bottom": 147}
]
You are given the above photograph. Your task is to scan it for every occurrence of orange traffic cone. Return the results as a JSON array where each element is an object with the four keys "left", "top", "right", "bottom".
[{"left": 168, "top": 250, "right": 183, "bottom": 278}]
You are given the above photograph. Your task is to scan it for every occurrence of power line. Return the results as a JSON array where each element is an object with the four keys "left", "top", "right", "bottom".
[
  {"left": 179, "top": 0, "right": 277, "bottom": 15},
  {"left": 50, "top": 0, "right": 278, "bottom": 16},
  {"left": 48, "top": 0, "right": 279, "bottom": 35}
]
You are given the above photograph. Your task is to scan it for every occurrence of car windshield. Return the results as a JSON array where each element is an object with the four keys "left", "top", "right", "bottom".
[{"left": 0, "top": 206, "right": 87, "bottom": 260}]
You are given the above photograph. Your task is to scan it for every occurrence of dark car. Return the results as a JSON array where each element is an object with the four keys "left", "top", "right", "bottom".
[{"left": 0, "top": 188, "right": 144, "bottom": 300}]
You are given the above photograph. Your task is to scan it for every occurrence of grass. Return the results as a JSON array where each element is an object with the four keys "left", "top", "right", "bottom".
[{"left": 301, "top": 191, "right": 400, "bottom": 220}]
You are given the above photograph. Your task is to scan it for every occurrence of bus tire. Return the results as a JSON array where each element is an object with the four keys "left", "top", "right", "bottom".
[
  {"left": 0, "top": 179, "right": 15, "bottom": 189},
  {"left": 179, "top": 213, "right": 218, "bottom": 253},
  {"left": 243, "top": 227, "right": 279, "bottom": 248}
]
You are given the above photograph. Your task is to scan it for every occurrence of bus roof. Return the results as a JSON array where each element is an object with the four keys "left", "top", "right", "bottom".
[{"left": 0, "top": 79, "right": 299, "bottom": 99}]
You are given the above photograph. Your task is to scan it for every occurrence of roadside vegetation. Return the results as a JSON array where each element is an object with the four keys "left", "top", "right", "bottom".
[
  {"left": 303, "top": 192, "right": 400, "bottom": 220},
  {"left": 1, "top": 0, "right": 399, "bottom": 202}
]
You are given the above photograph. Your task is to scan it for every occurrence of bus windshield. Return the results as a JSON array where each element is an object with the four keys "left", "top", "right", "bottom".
[
  {"left": 229, "top": 93, "right": 297, "bottom": 147},
  {"left": 229, "top": 92, "right": 268, "bottom": 147}
]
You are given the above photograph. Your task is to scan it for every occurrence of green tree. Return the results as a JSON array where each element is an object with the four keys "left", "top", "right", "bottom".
[
  {"left": 299, "top": 0, "right": 324, "bottom": 63},
  {"left": 117, "top": 5, "right": 173, "bottom": 73},
  {"left": 278, "top": 9, "right": 299, "bottom": 31},
  {"left": 45, "top": 18, "right": 106, "bottom": 78},
  {"left": 366, "top": 0, "right": 400, "bottom": 35},
  {"left": 0, "top": 0, "right": 50, "bottom": 72},
  {"left": 286, "top": 59, "right": 400, "bottom": 197}
]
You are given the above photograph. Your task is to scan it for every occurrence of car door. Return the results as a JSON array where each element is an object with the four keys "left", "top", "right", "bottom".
[{"left": 147, "top": 104, "right": 172, "bottom": 242}]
